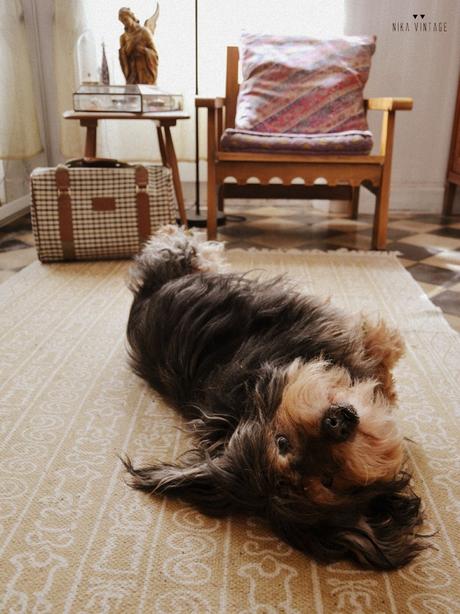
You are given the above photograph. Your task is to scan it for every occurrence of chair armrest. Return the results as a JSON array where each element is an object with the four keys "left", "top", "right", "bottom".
[
  {"left": 195, "top": 97, "right": 226, "bottom": 109},
  {"left": 365, "top": 97, "right": 413, "bottom": 111}
]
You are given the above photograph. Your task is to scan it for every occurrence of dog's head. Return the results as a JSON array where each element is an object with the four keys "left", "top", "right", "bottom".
[
  {"left": 123, "top": 359, "right": 424, "bottom": 570},
  {"left": 271, "top": 359, "right": 405, "bottom": 504},
  {"left": 262, "top": 358, "right": 424, "bottom": 569}
]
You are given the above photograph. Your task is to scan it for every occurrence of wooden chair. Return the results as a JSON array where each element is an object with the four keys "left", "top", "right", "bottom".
[{"left": 196, "top": 46, "right": 413, "bottom": 249}]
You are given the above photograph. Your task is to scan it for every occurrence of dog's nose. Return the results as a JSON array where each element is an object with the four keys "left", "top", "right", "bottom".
[{"left": 321, "top": 404, "right": 359, "bottom": 442}]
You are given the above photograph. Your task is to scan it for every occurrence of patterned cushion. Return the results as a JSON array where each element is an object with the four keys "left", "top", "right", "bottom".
[
  {"left": 236, "top": 33, "right": 376, "bottom": 135},
  {"left": 220, "top": 128, "right": 373, "bottom": 155}
]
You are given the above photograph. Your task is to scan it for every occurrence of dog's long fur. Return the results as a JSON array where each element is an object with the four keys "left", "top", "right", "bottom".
[{"left": 123, "top": 226, "right": 424, "bottom": 570}]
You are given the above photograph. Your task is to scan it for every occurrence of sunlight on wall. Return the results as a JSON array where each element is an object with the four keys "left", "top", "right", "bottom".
[
  {"left": 83, "top": 0, "right": 345, "bottom": 94},
  {"left": 199, "top": 0, "right": 346, "bottom": 95},
  {"left": 83, "top": 0, "right": 194, "bottom": 92}
]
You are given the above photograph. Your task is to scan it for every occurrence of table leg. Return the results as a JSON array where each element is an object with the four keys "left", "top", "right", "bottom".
[
  {"left": 156, "top": 127, "right": 168, "bottom": 166},
  {"left": 81, "top": 119, "right": 98, "bottom": 157},
  {"left": 162, "top": 125, "right": 188, "bottom": 227}
]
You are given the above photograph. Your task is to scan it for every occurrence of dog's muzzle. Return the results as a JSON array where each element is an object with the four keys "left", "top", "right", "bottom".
[{"left": 321, "top": 404, "right": 359, "bottom": 442}]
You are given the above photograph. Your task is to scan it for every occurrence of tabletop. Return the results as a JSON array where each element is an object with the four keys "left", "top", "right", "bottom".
[{"left": 63, "top": 110, "right": 190, "bottom": 121}]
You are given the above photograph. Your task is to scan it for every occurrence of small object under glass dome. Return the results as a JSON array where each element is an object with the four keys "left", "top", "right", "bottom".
[
  {"left": 100, "top": 41, "right": 110, "bottom": 85},
  {"left": 75, "top": 30, "right": 100, "bottom": 85}
]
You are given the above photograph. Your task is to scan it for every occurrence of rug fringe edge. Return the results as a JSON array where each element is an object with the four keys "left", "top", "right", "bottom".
[{"left": 225, "top": 247, "right": 401, "bottom": 258}]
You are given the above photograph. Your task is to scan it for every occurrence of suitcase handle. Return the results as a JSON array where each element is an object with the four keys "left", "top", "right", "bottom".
[{"left": 65, "top": 157, "right": 131, "bottom": 169}]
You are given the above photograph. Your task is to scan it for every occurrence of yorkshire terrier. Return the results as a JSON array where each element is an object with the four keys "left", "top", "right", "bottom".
[{"left": 123, "top": 226, "right": 424, "bottom": 570}]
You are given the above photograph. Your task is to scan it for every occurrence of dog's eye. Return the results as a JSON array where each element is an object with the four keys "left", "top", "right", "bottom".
[
  {"left": 276, "top": 435, "right": 290, "bottom": 455},
  {"left": 321, "top": 475, "right": 334, "bottom": 488}
]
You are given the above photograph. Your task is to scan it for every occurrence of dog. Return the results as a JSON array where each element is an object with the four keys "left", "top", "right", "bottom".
[{"left": 123, "top": 226, "right": 424, "bottom": 570}]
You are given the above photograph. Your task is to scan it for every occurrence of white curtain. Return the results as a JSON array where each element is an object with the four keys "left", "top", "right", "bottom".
[
  {"left": 0, "top": 0, "right": 42, "bottom": 160},
  {"left": 58, "top": 0, "right": 344, "bottom": 164},
  {"left": 54, "top": 0, "right": 90, "bottom": 159}
]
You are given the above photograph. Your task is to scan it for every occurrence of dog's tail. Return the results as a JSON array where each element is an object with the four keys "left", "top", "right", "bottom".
[{"left": 128, "top": 225, "right": 228, "bottom": 298}]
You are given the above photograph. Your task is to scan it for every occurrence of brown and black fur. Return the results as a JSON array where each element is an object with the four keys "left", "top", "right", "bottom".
[{"left": 123, "top": 226, "right": 424, "bottom": 570}]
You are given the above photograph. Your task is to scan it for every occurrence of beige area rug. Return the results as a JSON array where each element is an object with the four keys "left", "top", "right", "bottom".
[{"left": 1, "top": 249, "right": 459, "bottom": 614}]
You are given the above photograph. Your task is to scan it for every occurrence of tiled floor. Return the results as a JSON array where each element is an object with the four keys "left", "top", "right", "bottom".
[{"left": 1, "top": 203, "right": 459, "bottom": 332}]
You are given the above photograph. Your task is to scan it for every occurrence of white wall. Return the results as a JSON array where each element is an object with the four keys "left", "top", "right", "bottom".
[{"left": 345, "top": 0, "right": 460, "bottom": 213}]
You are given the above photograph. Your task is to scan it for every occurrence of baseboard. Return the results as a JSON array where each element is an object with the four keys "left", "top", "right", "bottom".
[
  {"left": 358, "top": 184, "right": 450, "bottom": 214},
  {"left": 0, "top": 195, "right": 30, "bottom": 227}
]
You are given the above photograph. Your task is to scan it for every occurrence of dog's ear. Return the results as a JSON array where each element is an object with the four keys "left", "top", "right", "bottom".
[
  {"left": 343, "top": 483, "right": 425, "bottom": 569},
  {"left": 271, "top": 476, "right": 426, "bottom": 570},
  {"left": 310, "top": 520, "right": 424, "bottom": 570},
  {"left": 120, "top": 455, "right": 236, "bottom": 516},
  {"left": 121, "top": 420, "right": 272, "bottom": 516},
  {"left": 275, "top": 515, "right": 424, "bottom": 570}
]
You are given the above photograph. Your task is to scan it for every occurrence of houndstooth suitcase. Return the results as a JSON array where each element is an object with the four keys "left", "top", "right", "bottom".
[{"left": 30, "top": 158, "right": 176, "bottom": 262}]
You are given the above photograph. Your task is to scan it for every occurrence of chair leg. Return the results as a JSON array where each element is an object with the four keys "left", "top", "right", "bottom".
[
  {"left": 207, "top": 179, "right": 218, "bottom": 240},
  {"left": 205, "top": 105, "right": 218, "bottom": 240},
  {"left": 442, "top": 182, "right": 456, "bottom": 216},
  {"left": 351, "top": 186, "right": 360, "bottom": 220},
  {"left": 372, "top": 186, "right": 389, "bottom": 250},
  {"left": 218, "top": 184, "right": 225, "bottom": 212}
]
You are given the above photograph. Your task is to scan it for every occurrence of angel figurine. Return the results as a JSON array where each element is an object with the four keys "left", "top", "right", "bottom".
[{"left": 118, "top": 4, "right": 159, "bottom": 85}]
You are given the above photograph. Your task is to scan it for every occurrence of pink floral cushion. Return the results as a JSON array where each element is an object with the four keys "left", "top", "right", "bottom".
[
  {"left": 235, "top": 33, "right": 376, "bottom": 135},
  {"left": 220, "top": 128, "right": 373, "bottom": 155}
]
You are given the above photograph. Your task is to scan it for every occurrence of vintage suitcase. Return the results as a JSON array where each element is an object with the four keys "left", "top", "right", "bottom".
[{"left": 30, "top": 158, "right": 176, "bottom": 262}]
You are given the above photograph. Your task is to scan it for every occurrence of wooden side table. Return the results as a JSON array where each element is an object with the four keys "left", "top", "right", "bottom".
[{"left": 63, "top": 110, "right": 190, "bottom": 226}]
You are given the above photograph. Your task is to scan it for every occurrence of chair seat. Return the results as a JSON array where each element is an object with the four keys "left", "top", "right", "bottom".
[{"left": 220, "top": 128, "right": 374, "bottom": 155}]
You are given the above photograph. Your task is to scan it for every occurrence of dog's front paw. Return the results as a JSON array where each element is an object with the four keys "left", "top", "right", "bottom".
[
  {"left": 191, "top": 238, "right": 230, "bottom": 274},
  {"left": 361, "top": 319, "right": 405, "bottom": 403}
]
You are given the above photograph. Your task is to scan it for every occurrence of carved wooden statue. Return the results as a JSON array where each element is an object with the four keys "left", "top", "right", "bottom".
[{"left": 118, "top": 4, "right": 159, "bottom": 85}]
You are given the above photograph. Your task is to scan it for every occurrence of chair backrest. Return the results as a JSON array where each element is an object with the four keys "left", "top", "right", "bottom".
[{"left": 225, "top": 46, "right": 239, "bottom": 129}]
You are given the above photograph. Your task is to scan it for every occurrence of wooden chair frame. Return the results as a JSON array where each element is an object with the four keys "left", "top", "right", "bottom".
[{"left": 196, "top": 46, "right": 413, "bottom": 249}]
